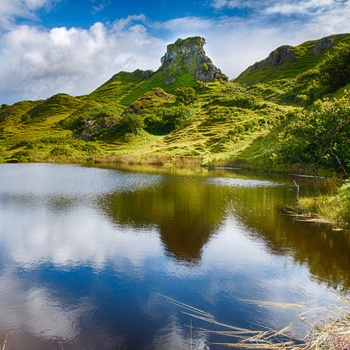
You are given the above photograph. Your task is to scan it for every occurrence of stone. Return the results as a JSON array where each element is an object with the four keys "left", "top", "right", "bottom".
[
  {"left": 248, "top": 46, "right": 295, "bottom": 74},
  {"left": 312, "top": 36, "right": 334, "bottom": 56}
]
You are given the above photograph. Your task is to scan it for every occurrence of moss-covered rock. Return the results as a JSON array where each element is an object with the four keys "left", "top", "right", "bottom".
[{"left": 158, "top": 36, "right": 228, "bottom": 84}]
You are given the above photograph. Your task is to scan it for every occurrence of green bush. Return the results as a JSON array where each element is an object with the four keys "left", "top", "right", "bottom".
[
  {"left": 174, "top": 87, "right": 196, "bottom": 105},
  {"left": 319, "top": 42, "right": 350, "bottom": 93},
  {"left": 277, "top": 92, "right": 350, "bottom": 176},
  {"left": 145, "top": 106, "right": 192, "bottom": 133},
  {"left": 116, "top": 113, "right": 144, "bottom": 135}
]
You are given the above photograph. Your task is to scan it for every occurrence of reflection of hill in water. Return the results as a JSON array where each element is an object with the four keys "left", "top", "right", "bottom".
[
  {"left": 223, "top": 184, "right": 350, "bottom": 292},
  {"left": 101, "top": 170, "right": 350, "bottom": 290},
  {"left": 102, "top": 176, "right": 229, "bottom": 264}
]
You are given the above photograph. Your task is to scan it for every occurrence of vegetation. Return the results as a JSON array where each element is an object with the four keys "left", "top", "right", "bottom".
[
  {"left": 277, "top": 92, "right": 350, "bottom": 177},
  {"left": 299, "top": 181, "right": 350, "bottom": 229},
  {"left": 162, "top": 294, "right": 350, "bottom": 349},
  {"left": 1, "top": 33, "right": 350, "bottom": 226}
]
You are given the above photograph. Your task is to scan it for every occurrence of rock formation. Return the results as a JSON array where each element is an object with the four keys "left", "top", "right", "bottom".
[
  {"left": 247, "top": 45, "right": 296, "bottom": 74},
  {"left": 158, "top": 37, "right": 228, "bottom": 84},
  {"left": 312, "top": 35, "right": 334, "bottom": 56}
]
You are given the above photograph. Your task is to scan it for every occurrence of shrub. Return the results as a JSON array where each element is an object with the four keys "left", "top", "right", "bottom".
[
  {"left": 145, "top": 106, "right": 193, "bottom": 133},
  {"left": 277, "top": 92, "right": 350, "bottom": 176},
  {"left": 174, "top": 87, "right": 196, "bottom": 105},
  {"left": 116, "top": 113, "right": 144, "bottom": 135},
  {"left": 319, "top": 42, "right": 350, "bottom": 93}
]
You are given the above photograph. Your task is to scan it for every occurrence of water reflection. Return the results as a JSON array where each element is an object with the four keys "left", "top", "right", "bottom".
[
  {"left": 102, "top": 176, "right": 230, "bottom": 264},
  {"left": 221, "top": 182, "right": 350, "bottom": 291},
  {"left": 0, "top": 164, "right": 349, "bottom": 349}
]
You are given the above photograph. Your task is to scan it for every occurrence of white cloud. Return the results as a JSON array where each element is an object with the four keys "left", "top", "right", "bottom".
[
  {"left": 1, "top": 0, "right": 350, "bottom": 104},
  {"left": 0, "top": 276, "right": 82, "bottom": 342},
  {"left": 91, "top": 0, "right": 111, "bottom": 14},
  {"left": 211, "top": 0, "right": 247, "bottom": 10},
  {"left": 0, "top": 0, "right": 58, "bottom": 30},
  {"left": 265, "top": 0, "right": 335, "bottom": 15},
  {"left": 0, "top": 19, "right": 166, "bottom": 103},
  {"left": 162, "top": 16, "right": 213, "bottom": 32}
]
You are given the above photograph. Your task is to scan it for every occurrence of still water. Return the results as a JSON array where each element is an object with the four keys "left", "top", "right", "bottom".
[{"left": 0, "top": 163, "right": 349, "bottom": 349}]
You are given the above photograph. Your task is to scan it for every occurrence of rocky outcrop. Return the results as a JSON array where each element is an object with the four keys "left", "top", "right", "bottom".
[
  {"left": 132, "top": 69, "right": 153, "bottom": 79},
  {"left": 312, "top": 36, "right": 334, "bottom": 56},
  {"left": 248, "top": 45, "right": 296, "bottom": 74},
  {"left": 158, "top": 37, "right": 228, "bottom": 84}
]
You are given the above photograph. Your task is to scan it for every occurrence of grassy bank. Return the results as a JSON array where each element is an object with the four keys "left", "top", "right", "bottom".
[{"left": 299, "top": 181, "right": 350, "bottom": 230}]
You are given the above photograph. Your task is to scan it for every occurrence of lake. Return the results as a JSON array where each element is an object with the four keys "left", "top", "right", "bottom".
[{"left": 0, "top": 163, "right": 349, "bottom": 349}]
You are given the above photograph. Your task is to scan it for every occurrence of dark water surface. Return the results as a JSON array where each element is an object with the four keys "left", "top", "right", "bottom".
[{"left": 0, "top": 163, "right": 349, "bottom": 349}]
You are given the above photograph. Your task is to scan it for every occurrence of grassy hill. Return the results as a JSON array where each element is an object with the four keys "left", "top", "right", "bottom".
[
  {"left": 236, "top": 34, "right": 350, "bottom": 84},
  {"left": 0, "top": 34, "right": 349, "bottom": 171}
]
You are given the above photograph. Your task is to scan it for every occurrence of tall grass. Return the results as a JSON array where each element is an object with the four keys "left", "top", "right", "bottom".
[
  {"left": 161, "top": 294, "right": 350, "bottom": 349},
  {"left": 1, "top": 331, "right": 8, "bottom": 350},
  {"left": 299, "top": 181, "right": 350, "bottom": 229}
]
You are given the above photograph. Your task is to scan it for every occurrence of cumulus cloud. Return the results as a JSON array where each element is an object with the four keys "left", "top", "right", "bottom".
[
  {"left": 1, "top": 0, "right": 350, "bottom": 104},
  {"left": 0, "top": 17, "right": 166, "bottom": 103},
  {"left": 91, "top": 0, "right": 111, "bottom": 14}
]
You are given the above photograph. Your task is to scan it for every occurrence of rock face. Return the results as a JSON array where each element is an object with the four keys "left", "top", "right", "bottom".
[
  {"left": 312, "top": 35, "right": 334, "bottom": 56},
  {"left": 247, "top": 45, "right": 296, "bottom": 74},
  {"left": 158, "top": 37, "right": 228, "bottom": 84}
]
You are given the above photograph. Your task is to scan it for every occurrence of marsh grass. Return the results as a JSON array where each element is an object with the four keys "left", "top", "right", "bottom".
[
  {"left": 299, "top": 182, "right": 350, "bottom": 229},
  {"left": 1, "top": 331, "right": 8, "bottom": 350},
  {"left": 161, "top": 294, "right": 350, "bottom": 349}
]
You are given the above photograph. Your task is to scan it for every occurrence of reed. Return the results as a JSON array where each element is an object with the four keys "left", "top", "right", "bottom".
[
  {"left": 1, "top": 331, "right": 8, "bottom": 350},
  {"left": 161, "top": 294, "right": 350, "bottom": 349}
]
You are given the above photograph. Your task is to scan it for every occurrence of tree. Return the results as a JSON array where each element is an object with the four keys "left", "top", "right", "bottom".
[
  {"left": 117, "top": 113, "right": 144, "bottom": 135},
  {"left": 278, "top": 92, "right": 350, "bottom": 177},
  {"left": 319, "top": 42, "right": 350, "bottom": 93}
]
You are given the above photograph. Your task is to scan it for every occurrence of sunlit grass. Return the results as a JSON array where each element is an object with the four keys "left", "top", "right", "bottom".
[{"left": 299, "top": 182, "right": 350, "bottom": 229}]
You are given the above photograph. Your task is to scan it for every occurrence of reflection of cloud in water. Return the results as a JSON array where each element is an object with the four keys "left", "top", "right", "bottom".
[
  {"left": 0, "top": 205, "right": 162, "bottom": 271},
  {"left": 150, "top": 318, "right": 209, "bottom": 350},
  {"left": 191, "top": 216, "right": 338, "bottom": 338},
  {"left": 0, "top": 163, "right": 160, "bottom": 197},
  {"left": 0, "top": 274, "right": 83, "bottom": 342},
  {"left": 207, "top": 177, "right": 281, "bottom": 187}
]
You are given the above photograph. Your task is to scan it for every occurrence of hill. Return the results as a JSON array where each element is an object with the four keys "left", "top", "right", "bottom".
[
  {"left": 236, "top": 34, "right": 350, "bottom": 84},
  {"left": 0, "top": 34, "right": 349, "bottom": 177}
]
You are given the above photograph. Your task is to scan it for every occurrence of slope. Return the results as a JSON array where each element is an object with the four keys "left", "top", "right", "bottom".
[{"left": 236, "top": 33, "right": 350, "bottom": 84}]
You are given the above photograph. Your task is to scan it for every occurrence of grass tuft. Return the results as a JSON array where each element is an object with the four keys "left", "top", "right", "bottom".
[{"left": 161, "top": 294, "right": 350, "bottom": 349}]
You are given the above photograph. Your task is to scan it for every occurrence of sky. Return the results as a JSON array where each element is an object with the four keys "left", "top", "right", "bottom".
[{"left": 0, "top": 0, "right": 349, "bottom": 104}]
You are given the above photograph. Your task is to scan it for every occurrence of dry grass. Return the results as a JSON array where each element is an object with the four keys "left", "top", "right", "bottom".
[
  {"left": 1, "top": 331, "right": 8, "bottom": 350},
  {"left": 161, "top": 294, "right": 350, "bottom": 349}
]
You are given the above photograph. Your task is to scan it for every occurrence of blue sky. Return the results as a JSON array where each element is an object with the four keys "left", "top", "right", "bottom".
[{"left": 0, "top": 0, "right": 349, "bottom": 104}]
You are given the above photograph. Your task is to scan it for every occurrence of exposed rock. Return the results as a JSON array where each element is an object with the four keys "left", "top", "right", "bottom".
[
  {"left": 312, "top": 36, "right": 334, "bottom": 56},
  {"left": 133, "top": 69, "right": 153, "bottom": 79},
  {"left": 160, "top": 37, "right": 206, "bottom": 69},
  {"left": 158, "top": 36, "right": 228, "bottom": 84},
  {"left": 248, "top": 46, "right": 296, "bottom": 74}
]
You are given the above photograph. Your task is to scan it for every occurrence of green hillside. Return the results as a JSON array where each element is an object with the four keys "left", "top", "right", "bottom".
[
  {"left": 236, "top": 33, "right": 350, "bottom": 84},
  {"left": 0, "top": 34, "right": 349, "bottom": 174}
]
